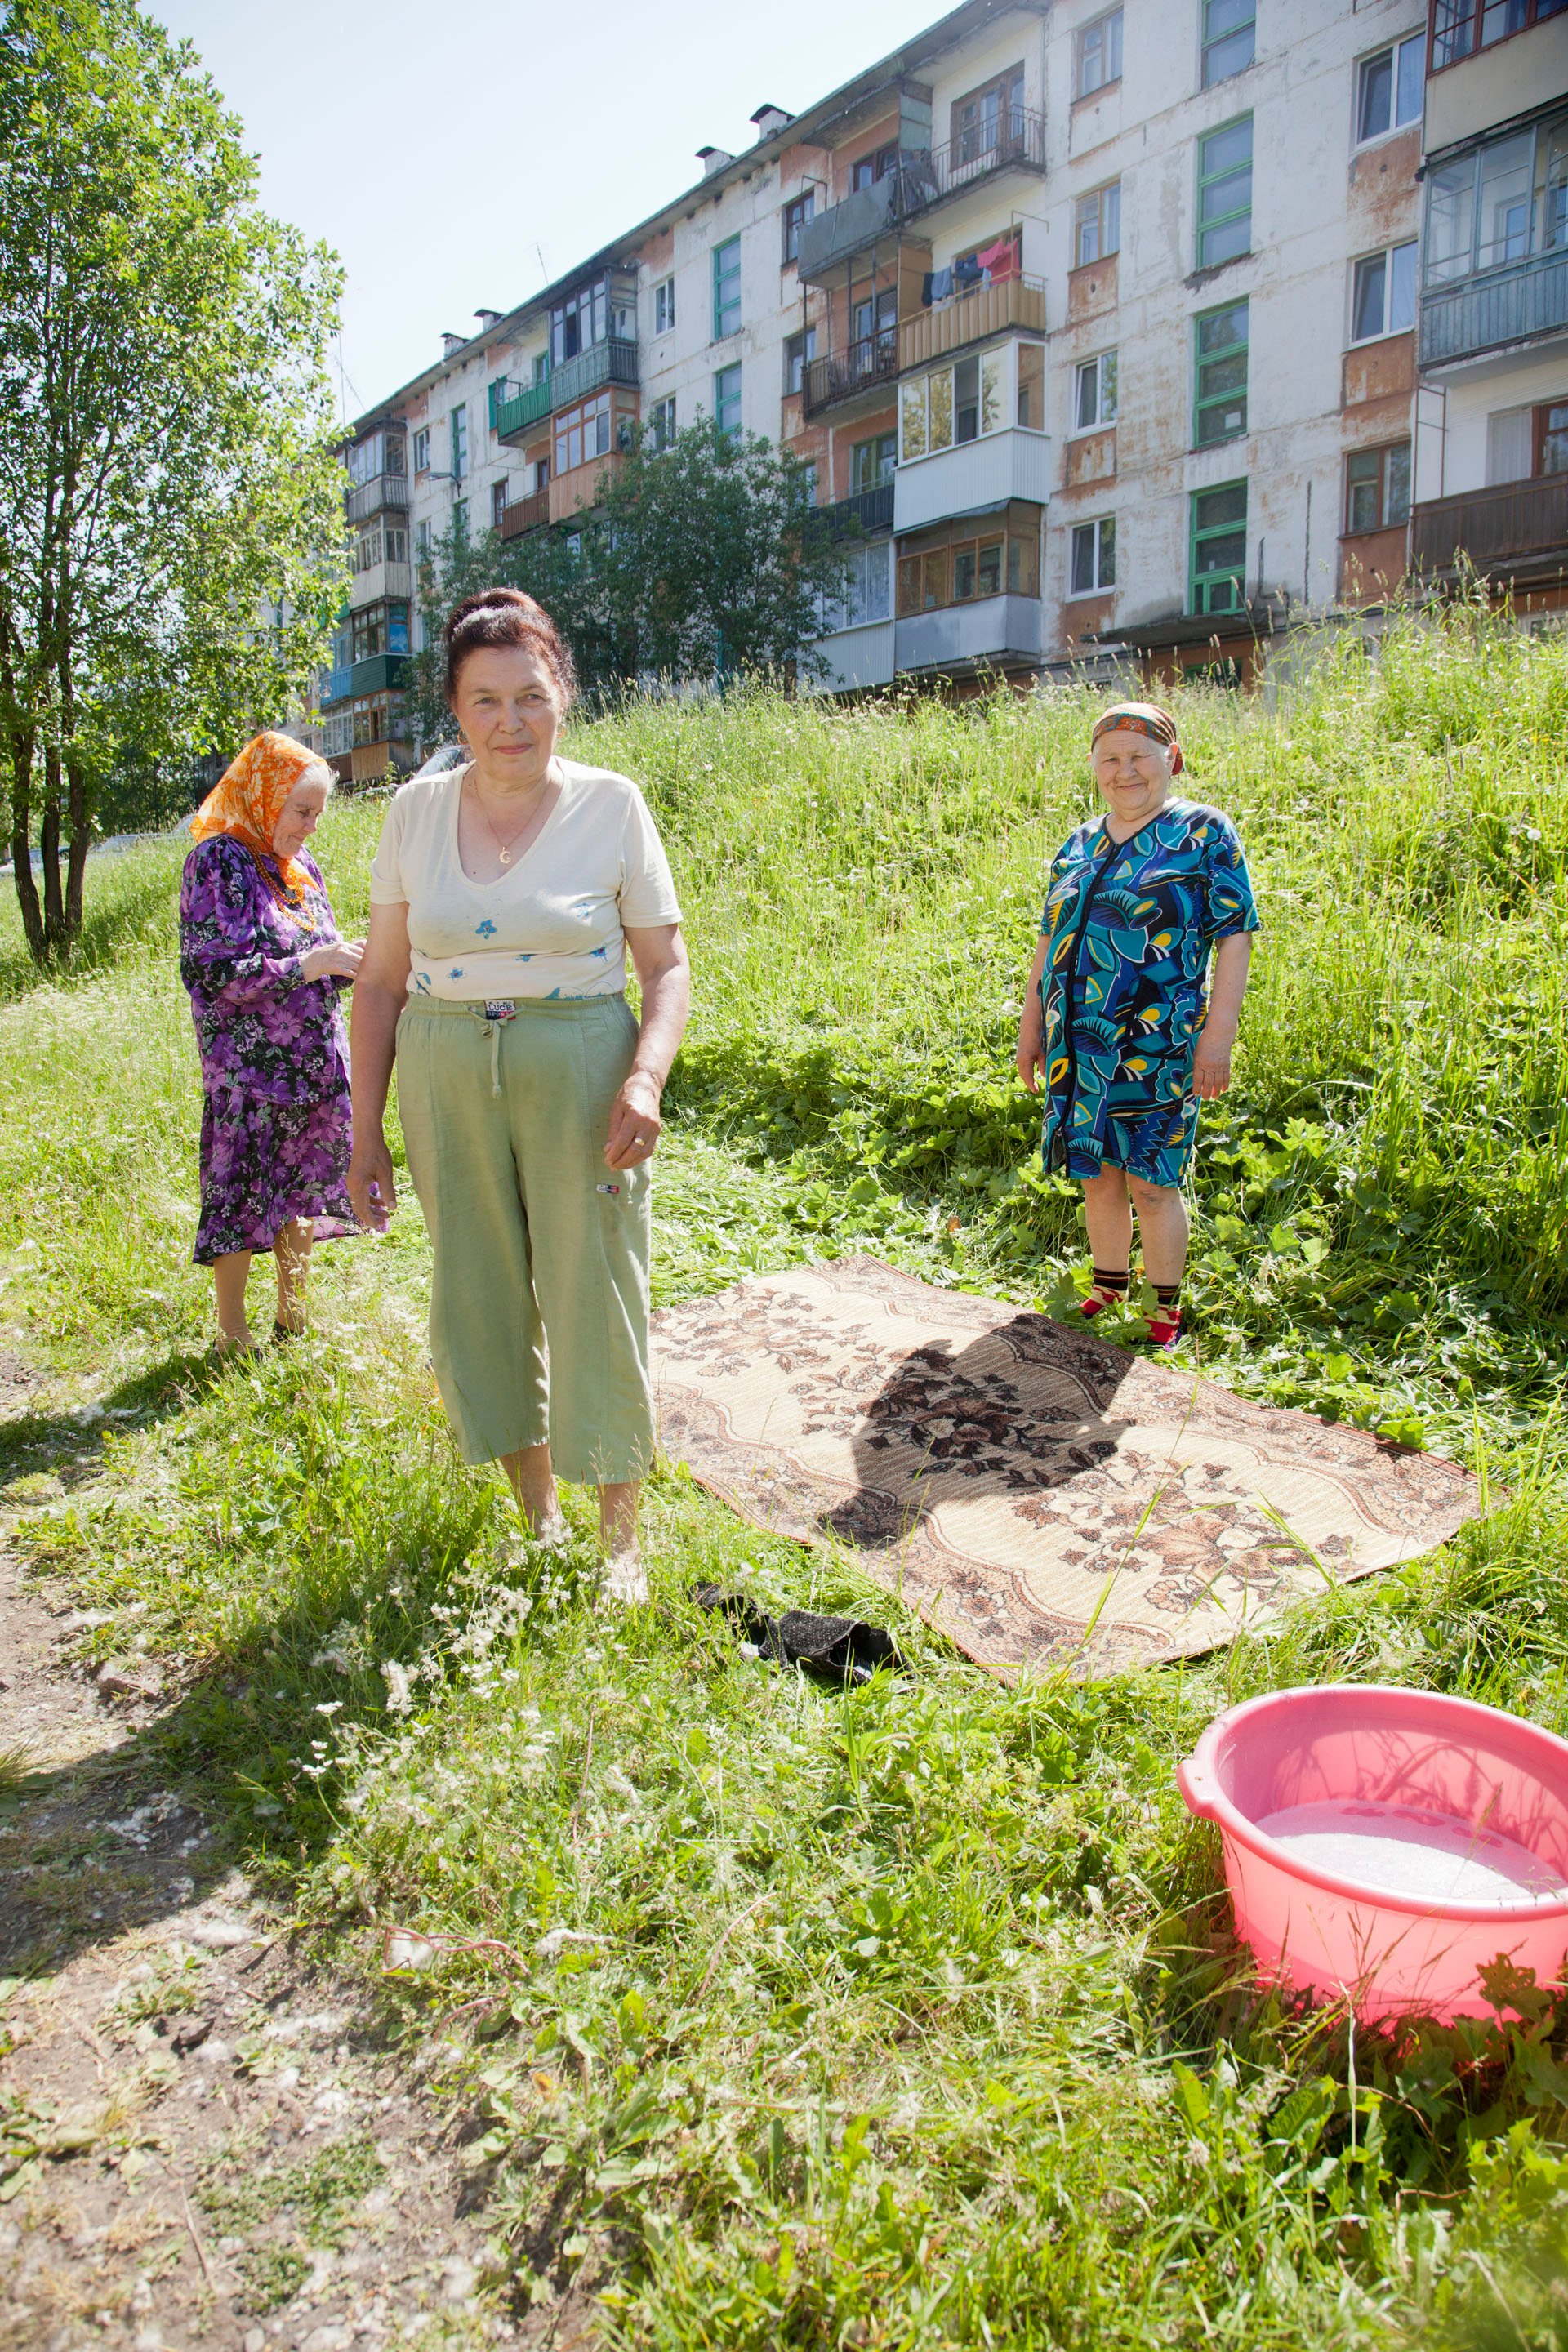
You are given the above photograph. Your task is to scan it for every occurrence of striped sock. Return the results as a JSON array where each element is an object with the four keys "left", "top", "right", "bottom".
[
  {"left": 1080, "top": 1266, "right": 1130, "bottom": 1319},
  {"left": 1147, "top": 1280, "right": 1183, "bottom": 1347}
]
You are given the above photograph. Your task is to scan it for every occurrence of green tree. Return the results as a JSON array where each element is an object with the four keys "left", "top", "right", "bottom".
[
  {"left": 409, "top": 419, "right": 847, "bottom": 733},
  {"left": 0, "top": 0, "right": 345, "bottom": 963}
]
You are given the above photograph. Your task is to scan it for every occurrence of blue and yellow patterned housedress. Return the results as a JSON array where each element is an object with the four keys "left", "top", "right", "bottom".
[{"left": 1039, "top": 800, "right": 1259, "bottom": 1188}]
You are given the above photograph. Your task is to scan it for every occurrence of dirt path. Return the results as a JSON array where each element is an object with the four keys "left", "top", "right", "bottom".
[{"left": 0, "top": 1541, "right": 583, "bottom": 2352}]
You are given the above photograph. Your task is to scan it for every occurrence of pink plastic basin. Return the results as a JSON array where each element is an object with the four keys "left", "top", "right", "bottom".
[{"left": 1178, "top": 1684, "right": 1568, "bottom": 2021}]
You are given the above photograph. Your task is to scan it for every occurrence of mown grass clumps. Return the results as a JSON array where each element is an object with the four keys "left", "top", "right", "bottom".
[{"left": 2, "top": 597, "right": 1568, "bottom": 2346}]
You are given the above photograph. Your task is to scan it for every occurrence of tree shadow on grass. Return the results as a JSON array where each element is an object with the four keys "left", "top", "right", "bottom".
[
  {"left": 0, "top": 1344, "right": 225, "bottom": 1486},
  {"left": 0, "top": 849, "right": 181, "bottom": 1006}
]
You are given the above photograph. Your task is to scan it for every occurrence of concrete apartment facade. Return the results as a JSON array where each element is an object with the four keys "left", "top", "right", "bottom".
[{"left": 312, "top": 0, "right": 1568, "bottom": 780}]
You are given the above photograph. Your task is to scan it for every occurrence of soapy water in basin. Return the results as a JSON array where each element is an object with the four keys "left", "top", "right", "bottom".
[{"left": 1254, "top": 1802, "right": 1568, "bottom": 1906}]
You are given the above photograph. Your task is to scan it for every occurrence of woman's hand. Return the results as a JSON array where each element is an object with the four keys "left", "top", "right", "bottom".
[
  {"left": 303, "top": 938, "right": 364, "bottom": 984},
  {"left": 1192, "top": 1017, "right": 1236, "bottom": 1100},
  {"left": 604, "top": 1071, "right": 664, "bottom": 1171},
  {"left": 1016, "top": 996, "right": 1046, "bottom": 1094},
  {"left": 347, "top": 1132, "right": 397, "bottom": 1229}
]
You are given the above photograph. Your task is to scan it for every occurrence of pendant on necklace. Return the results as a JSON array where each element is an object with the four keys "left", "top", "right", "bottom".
[{"left": 498, "top": 848, "right": 511, "bottom": 866}]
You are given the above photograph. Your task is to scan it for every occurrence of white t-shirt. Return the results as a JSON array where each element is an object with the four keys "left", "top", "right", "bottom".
[{"left": 368, "top": 759, "right": 682, "bottom": 1002}]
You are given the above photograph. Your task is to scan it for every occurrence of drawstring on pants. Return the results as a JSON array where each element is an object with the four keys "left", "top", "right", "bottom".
[{"left": 484, "top": 1021, "right": 501, "bottom": 1096}]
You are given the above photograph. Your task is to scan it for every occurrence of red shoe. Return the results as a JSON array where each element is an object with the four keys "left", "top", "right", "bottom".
[
  {"left": 1080, "top": 1282, "right": 1125, "bottom": 1320},
  {"left": 1144, "top": 1307, "right": 1182, "bottom": 1349}
]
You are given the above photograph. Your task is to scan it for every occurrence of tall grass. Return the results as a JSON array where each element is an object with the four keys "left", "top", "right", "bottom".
[{"left": 2, "top": 599, "right": 1568, "bottom": 2347}]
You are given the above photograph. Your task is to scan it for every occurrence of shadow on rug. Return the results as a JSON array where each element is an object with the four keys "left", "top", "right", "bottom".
[{"left": 651, "top": 1256, "right": 1490, "bottom": 1679}]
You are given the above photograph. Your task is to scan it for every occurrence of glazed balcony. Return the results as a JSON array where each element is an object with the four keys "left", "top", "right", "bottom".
[
  {"left": 322, "top": 653, "right": 409, "bottom": 707},
  {"left": 1419, "top": 250, "right": 1568, "bottom": 370},
  {"left": 1411, "top": 477, "right": 1568, "bottom": 576},
  {"left": 802, "top": 333, "right": 899, "bottom": 418},
  {"left": 899, "top": 275, "right": 1046, "bottom": 371}
]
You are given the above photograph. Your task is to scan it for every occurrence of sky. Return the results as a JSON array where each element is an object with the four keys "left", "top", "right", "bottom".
[{"left": 151, "top": 0, "right": 936, "bottom": 423}]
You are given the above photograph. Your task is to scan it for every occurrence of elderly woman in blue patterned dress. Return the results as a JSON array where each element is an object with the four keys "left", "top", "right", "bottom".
[{"left": 1015, "top": 702, "right": 1258, "bottom": 1350}]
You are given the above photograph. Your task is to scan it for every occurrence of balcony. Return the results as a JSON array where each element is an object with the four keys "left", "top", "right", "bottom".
[
  {"left": 549, "top": 447, "right": 630, "bottom": 524},
  {"left": 817, "top": 483, "right": 895, "bottom": 538},
  {"left": 348, "top": 558, "right": 412, "bottom": 611},
  {"left": 498, "top": 488, "right": 551, "bottom": 540},
  {"left": 345, "top": 474, "right": 409, "bottom": 527},
  {"left": 495, "top": 377, "right": 553, "bottom": 442},
  {"left": 549, "top": 339, "right": 639, "bottom": 411},
  {"left": 900, "top": 275, "right": 1046, "bottom": 371},
  {"left": 1419, "top": 251, "right": 1568, "bottom": 370},
  {"left": 795, "top": 117, "right": 1047, "bottom": 285},
  {"left": 323, "top": 664, "right": 352, "bottom": 708},
  {"left": 1411, "top": 477, "right": 1568, "bottom": 577},
  {"left": 807, "top": 618, "right": 897, "bottom": 693},
  {"left": 323, "top": 653, "right": 409, "bottom": 703},
  {"left": 893, "top": 426, "right": 1049, "bottom": 533},
  {"left": 894, "top": 593, "right": 1041, "bottom": 677},
  {"left": 803, "top": 334, "right": 899, "bottom": 418}
]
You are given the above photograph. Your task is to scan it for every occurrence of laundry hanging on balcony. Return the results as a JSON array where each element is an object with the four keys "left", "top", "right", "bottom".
[
  {"left": 976, "top": 235, "right": 1022, "bottom": 282},
  {"left": 921, "top": 265, "right": 956, "bottom": 306}
]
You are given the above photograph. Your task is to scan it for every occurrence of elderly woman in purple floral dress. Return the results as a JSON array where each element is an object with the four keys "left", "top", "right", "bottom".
[{"left": 179, "top": 732, "right": 363, "bottom": 1348}]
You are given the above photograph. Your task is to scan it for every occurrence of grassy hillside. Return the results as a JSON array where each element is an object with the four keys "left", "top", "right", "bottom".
[{"left": 2, "top": 601, "right": 1568, "bottom": 2348}]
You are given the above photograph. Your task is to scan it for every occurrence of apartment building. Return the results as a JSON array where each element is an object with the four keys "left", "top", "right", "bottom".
[
  {"left": 1409, "top": 1, "right": 1568, "bottom": 611},
  {"left": 318, "top": 0, "right": 1562, "bottom": 767}
]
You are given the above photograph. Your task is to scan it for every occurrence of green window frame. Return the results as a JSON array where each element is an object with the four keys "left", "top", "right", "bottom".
[
  {"left": 850, "top": 431, "right": 897, "bottom": 492},
  {"left": 487, "top": 377, "right": 508, "bottom": 433},
  {"left": 1201, "top": 0, "right": 1255, "bottom": 88},
  {"left": 1189, "top": 480, "right": 1247, "bottom": 615},
  {"left": 1193, "top": 299, "right": 1249, "bottom": 447},
  {"left": 713, "top": 362, "right": 742, "bottom": 438},
  {"left": 1197, "top": 116, "right": 1253, "bottom": 270},
  {"left": 713, "top": 236, "right": 742, "bottom": 340},
  {"left": 450, "top": 403, "right": 468, "bottom": 483}
]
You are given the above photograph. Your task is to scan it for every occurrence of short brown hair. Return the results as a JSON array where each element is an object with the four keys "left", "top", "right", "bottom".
[{"left": 443, "top": 586, "right": 577, "bottom": 708}]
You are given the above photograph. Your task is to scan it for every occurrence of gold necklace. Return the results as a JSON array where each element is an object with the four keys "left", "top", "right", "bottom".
[{"left": 466, "top": 764, "right": 552, "bottom": 867}]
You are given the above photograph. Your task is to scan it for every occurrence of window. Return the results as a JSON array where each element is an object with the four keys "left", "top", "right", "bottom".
[
  {"left": 1351, "top": 242, "right": 1419, "bottom": 341},
  {"left": 712, "top": 236, "right": 742, "bottom": 339},
  {"left": 1424, "top": 112, "right": 1568, "bottom": 283},
  {"left": 1432, "top": 0, "right": 1568, "bottom": 70},
  {"left": 799, "top": 460, "right": 819, "bottom": 506},
  {"left": 785, "top": 327, "right": 817, "bottom": 395},
  {"left": 554, "top": 392, "right": 612, "bottom": 475},
  {"left": 346, "top": 428, "right": 404, "bottom": 485},
  {"left": 1077, "top": 9, "right": 1122, "bottom": 96},
  {"left": 1189, "top": 480, "right": 1248, "bottom": 614},
  {"left": 851, "top": 285, "right": 898, "bottom": 358},
  {"left": 452, "top": 500, "right": 468, "bottom": 542},
  {"left": 449, "top": 404, "right": 468, "bottom": 483},
  {"left": 1197, "top": 116, "right": 1253, "bottom": 268},
  {"left": 831, "top": 540, "right": 892, "bottom": 629},
  {"left": 951, "top": 66, "right": 1026, "bottom": 163},
  {"left": 782, "top": 192, "right": 816, "bottom": 264},
  {"left": 653, "top": 277, "right": 675, "bottom": 336},
  {"left": 1356, "top": 33, "right": 1423, "bottom": 143},
  {"left": 1018, "top": 341, "right": 1045, "bottom": 427},
  {"left": 415, "top": 519, "right": 432, "bottom": 562},
  {"left": 895, "top": 509, "right": 1040, "bottom": 613},
  {"left": 487, "top": 377, "right": 509, "bottom": 433},
  {"left": 1074, "top": 350, "right": 1119, "bottom": 430},
  {"left": 412, "top": 426, "right": 430, "bottom": 474},
  {"left": 1194, "top": 300, "right": 1248, "bottom": 445},
  {"left": 1539, "top": 400, "right": 1568, "bottom": 474},
  {"left": 1201, "top": 0, "right": 1255, "bottom": 87},
  {"left": 350, "top": 523, "right": 409, "bottom": 573},
  {"left": 714, "top": 362, "right": 742, "bottom": 436},
  {"left": 1074, "top": 180, "right": 1121, "bottom": 267},
  {"left": 1345, "top": 442, "right": 1411, "bottom": 532},
  {"left": 351, "top": 601, "right": 409, "bottom": 661},
  {"left": 648, "top": 395, "right": 677, "bottom": 451},
  {"left": 851, "top": 432, "right": 897, "bottom": 491},
  {"left": 492, "top": 480, "right": 508, "bottom": 529},
  {"left": 851, "top": 144, "right": 898, "bottom": 191},
  {"left": 534, "top": 457, "right": 550, "bottom": 493},
  {"left": 898, "top": 346, "right": 1008, "bottom": 460},
  {"left": 1070, "top": 518, "right": 1116, "bottom": 595}
]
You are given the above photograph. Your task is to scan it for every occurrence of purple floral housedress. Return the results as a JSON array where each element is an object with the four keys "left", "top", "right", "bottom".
[{"left": 179, "top": 835, "right": 356, "bottom": 1264}]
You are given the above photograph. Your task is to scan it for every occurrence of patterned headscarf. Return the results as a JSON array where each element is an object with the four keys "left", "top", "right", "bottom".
[
  {"left": 190, "top": 732, "right": 327, "bottom": 915},
  {"left": 1090, "top": 702, "right": 1184, "bottom": 776}
]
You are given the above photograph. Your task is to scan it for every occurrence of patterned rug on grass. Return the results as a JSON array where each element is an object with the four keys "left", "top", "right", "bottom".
[{"left": 651, "top": 1255, "right": 1488, "bottom": 1679}]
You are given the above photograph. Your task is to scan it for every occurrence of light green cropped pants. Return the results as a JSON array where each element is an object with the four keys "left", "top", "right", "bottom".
[{"left": 394, "top": 994, "right": 655, "bottom": 1483}]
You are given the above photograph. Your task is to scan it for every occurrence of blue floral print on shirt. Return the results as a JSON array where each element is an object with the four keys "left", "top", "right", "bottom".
[{"left": 1038, "top": 799, "right": 1259, "bottom": 1187}]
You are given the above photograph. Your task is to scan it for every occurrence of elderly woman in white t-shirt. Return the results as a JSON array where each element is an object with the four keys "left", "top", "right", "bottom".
[{"left": 348, "top": 589, "right": 690, "bottom": 1599}]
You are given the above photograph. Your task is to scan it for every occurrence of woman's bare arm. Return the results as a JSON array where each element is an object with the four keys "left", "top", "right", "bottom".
[
  {"left": 1192, "top": 933, "right": 1254, "bottom": 1100},
  {"left": 347, "top": 901, "right": 412, "bottom": 1226},
  {"left": 605, "top": 923, "right": 691, "bottom": 1172},
  {"left": 1016, "top": 933, "right": 1050, "bottom": 1094}
]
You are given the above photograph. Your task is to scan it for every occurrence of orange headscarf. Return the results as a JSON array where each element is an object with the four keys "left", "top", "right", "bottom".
[
  {"left": 1090, "top": 701, "right": 1184, "bottom": 776},
  {"left": 190, "top": 732, "right": 327, "bottom": 916}
]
